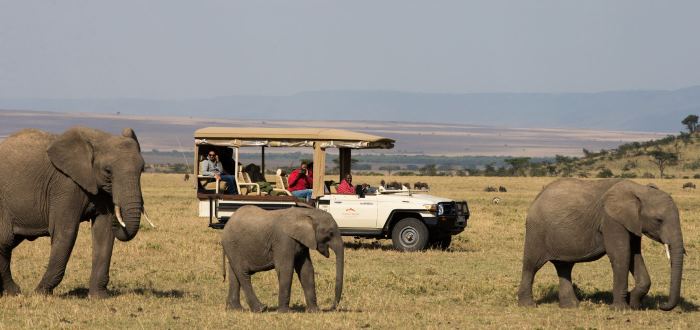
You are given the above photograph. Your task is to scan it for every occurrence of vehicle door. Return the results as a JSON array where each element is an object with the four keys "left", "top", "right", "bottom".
[{"left": 327, "top": 193, "right": 378, "bottom": 229}]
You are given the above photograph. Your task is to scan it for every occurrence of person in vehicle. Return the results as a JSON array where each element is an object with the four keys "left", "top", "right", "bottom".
[
  {"left": 337, "top": 174, "right": 356, "bottom": 194},
  {"left": 200, "top": 150, "right": 237, "bottom": 194},
  {"left": 288, "top": 160, "right": 313, "bottom": 200}
]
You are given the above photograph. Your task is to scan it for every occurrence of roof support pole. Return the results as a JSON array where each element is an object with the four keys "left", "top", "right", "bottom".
[
  {"left": 339, "top": 148, "right": 351, "bottom": 182},
  {"left": 261, "top": 146, "right": 266, "bottom": 177},
  {"left": 312, "top": 143, "right": 326, "bottom": 199},
  {"left": 193, "top": 145, "right": 200, "bottom": 189}
]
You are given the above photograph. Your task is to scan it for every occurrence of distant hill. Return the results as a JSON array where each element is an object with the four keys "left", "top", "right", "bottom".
[
  {"left": 1, "top": 86, "right": 700, "bottom": 132},
  {"left": 554, "top": 132, "right": 700, "bottom": 179},
  {"left": 0, "top": 110, "right": 669, "bottom": 157}
]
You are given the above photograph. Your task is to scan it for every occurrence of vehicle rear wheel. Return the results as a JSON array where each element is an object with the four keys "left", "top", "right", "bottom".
[
  {"left": 391, "top": 218, "right": 429, "bottom": 251},
  {"left": 428, "top": 235, "right": 452, "bottom": 250}
]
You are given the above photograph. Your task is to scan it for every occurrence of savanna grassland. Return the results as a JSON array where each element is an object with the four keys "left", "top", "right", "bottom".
[{"left": 0, "top": 174, "right": 698, "bottom": 329}]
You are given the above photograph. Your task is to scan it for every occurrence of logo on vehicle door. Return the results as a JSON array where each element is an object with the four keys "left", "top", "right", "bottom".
[{"left": 342, "top": 207, "right": 358, "bottom": 216}]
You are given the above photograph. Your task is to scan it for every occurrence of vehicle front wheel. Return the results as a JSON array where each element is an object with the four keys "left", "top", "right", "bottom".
[{"left": 391, "top": 218, "right": 429, "bottom": 251}]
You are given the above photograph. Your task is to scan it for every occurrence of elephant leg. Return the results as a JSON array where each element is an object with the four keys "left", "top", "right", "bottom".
[
  {"left": 226, "top": 262, "right": 243, "bottom": 310},
  {"left": 517, "top": 249, "right": 547, "bottom": 307},
  {"left": 89, "top": 214, "right": 115, "bottom": 298},
  {"left": 35, "top": 222, "right": 80, "bottom": 295},
  {"left": 294, "top": 250, "right": 319, "bottom": 312},
  {"left": 628, "top": 236, "right": 651, "bottom": 309},
  {"left": 552, "top": 261, "right": 578, "bottom": 308},
  {"left": 0, "top": 230, "right": 24, "bottom": 296},
  {"left": 275, "top": 253, "right": 296, "bottom": 313},
  {"left": 603, "top": 221, "right": 631, "bottom": 309},
  {"left": 234, "top": 269, "right": 266, "bottom": 312}
]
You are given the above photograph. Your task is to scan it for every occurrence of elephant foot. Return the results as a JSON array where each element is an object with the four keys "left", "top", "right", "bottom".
[
  {"left": 88, "top": 289, "right": 110, "bottom": 299},
  {"left": 34, "top": 287, "right": 54, "bottom": 296},
  {"left": 558, "top": 299, "right": 579, "bottom": 309},
  {"left": 277, "top": 306, "right": 290, "bottom": 313},
  {"left": 610, "top": 302, "right": 630, "bottom": 310},
  {"left": 250, "top": 304, "right": 267, "bottom": 313},
  {"left": 226, "top": 303, "right": 244, "bottom": 311},
  {"left": 517, "top": 297, "right": 536, "bottom": 307},
  {"left": 629, "top": 291, "right": 646, "bottom": 310},
  {"left": 3, "top": 282, "right": 22, "bottom": 296},
  {"left": 306, "top": 305, "right": 320, "bottom": 313}
]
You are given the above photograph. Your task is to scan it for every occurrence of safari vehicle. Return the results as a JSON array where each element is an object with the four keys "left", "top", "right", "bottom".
[{"left": 194, "top": 127, "right": 469, "bottom": 251}]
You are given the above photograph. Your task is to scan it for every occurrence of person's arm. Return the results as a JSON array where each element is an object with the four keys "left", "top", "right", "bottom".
[
  {"left": 288, "top": 170, "right": 301, "bottom": 187},
  {"left": 200, "top": 160, "right": 214, "bottom": 176},
  {"left": 305, "top": 171, "right": 313, "bottom": 188},
  {"left": 215, "top": 161, "right": 224, "bottom": 174}
]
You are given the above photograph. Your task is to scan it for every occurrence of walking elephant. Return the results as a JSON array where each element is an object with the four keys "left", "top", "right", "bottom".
[
  {"left": 517, "top": 178, "right": 685, "bottom": 310},
  {"left": 0, "top": 127, "right": 145, "bottom": 298},
  {"left": 222, "top": 205, "right": 344, "bottom": 312}
]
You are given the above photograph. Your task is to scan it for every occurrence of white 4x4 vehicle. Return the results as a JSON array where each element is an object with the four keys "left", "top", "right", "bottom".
[
  {"left": 193, "top": 127, "right": 470, "bottom": 251},
  {"left": 318, "top": 187, "right": 468, "bottom": 250}
]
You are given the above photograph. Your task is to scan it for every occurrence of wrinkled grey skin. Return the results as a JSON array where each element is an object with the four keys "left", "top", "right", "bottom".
[
  {"left": 0, "top": 127, "right": 144, "bottom": 298},
  {"left": 518, "top": 178, "right": 685, "bottom": 310},
  {"left": 222, "top": 205, "right": 344, "bottom": 312}
]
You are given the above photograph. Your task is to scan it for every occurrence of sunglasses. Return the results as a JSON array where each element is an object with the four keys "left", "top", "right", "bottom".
[{"left": 208, "top": 154, "right": 216, "bottom": 157}]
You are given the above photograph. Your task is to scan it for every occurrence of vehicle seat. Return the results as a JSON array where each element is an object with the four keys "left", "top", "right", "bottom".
[
  {"left": 272, "top": 169, "right": 292, "bottom": 196},
  {"left": 198, "top": 176, "right": 228, "bottom": 193},
  {"left": 197, "top": 154, "right": 228, "bottom": 193},
  {"left": 237, "top": 169, "right": 261, "bottom": 195}
]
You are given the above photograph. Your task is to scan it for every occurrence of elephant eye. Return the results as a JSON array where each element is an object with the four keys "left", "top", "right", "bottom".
[{"left": 103, "top": 166, "right": 112, "bottom": 176}]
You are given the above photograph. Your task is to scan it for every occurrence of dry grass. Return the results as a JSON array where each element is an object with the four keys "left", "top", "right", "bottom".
[{"left": 0, "top": 174, "right": 698, "bottom": 329}]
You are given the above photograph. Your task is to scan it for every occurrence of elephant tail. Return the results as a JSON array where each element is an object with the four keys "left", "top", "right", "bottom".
[{"left": 222, "top": 244, "right": 227, "bottom": 282}]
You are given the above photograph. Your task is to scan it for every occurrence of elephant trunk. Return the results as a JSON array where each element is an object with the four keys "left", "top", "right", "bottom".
[
  {"left": 330, "top": 235, "right": 344, "bottom": 310},
  {"left": 112, "top": 179, "right": 143, "bottom": 242},
  {"left": 660, "top": 240, "right": 684, "bottom": 311}
]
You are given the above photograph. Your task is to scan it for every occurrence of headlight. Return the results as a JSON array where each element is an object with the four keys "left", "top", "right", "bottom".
[
  {"left": 423, "top": 204, "right": 437, "bottom": 213},
  {"left": 437, "top": 204, "right": 444, "bottom": 216}
]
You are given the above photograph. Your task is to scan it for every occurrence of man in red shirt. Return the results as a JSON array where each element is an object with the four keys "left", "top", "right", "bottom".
[
  {"left": 288, "top": 161, "right": 313, "bottom": 201},
  {"left": 336, "top": 174, "right": 355, "bottom": 194}
]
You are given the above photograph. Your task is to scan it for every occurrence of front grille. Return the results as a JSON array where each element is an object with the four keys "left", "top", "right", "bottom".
[{"left": 438, "top": 202, "right": 457, "bottom": 216}]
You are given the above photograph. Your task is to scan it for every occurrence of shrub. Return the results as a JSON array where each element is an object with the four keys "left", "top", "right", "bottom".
[
  {"left": 642, "top": 172, "right": 656, "bottom": 179},
  {"left": 694, "top": 173, "right": 700, "bottom": 179},
  {"left": 394, "top": 171, "right": 416, "bottom": 176},
  {"left": 596, "top": 168, "right": 614, "bottom": 178},
  {"left": 622, "top": 160, "right": 638, "bottom": 171},
  {"left": 620, "top": 172, "right": 638, "bottom": 178}
]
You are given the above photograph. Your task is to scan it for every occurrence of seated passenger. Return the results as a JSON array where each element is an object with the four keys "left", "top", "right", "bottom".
[
  {"left": 337, "top": 174, "right": 356, "bottom": 195},
  {"left": 200, "top": 150, "right": 238, "bottom": 194},
  {"left": 288, "top": 160, "right": 313, "bottom": 201}
]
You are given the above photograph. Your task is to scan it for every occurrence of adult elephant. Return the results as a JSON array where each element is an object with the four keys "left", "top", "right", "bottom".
[
  {"left": 0, "top": 127, "right": 145, "bottom": 298},
  {"left": 222, "top": 205, "right": 344, "bottom": 312},
  {"left": 517, "top": 178, "right": 685, "bottom": 310}
]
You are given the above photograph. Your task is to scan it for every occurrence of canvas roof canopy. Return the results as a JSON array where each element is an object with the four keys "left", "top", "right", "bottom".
[{"left": 194, "top": 127, "right": 394, "bottom": 149}]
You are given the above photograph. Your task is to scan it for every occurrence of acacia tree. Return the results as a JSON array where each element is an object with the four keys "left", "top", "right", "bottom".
[
  {"left": 504, "top": 157, "right": 531, "bottom": 176},
  {"left": 682, "top": 115, "right": 698, "bottom": 133},
  {"left": 648, "top": 150, "right": 679, "bottom": 178},
  {"left": 378, "top": 165, "right": 401, "bottom": 175}
]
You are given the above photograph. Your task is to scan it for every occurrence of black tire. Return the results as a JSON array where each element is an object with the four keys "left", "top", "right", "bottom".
[
  {"left": 428, "top": 235, "right": 452, "bottom": 250},
  {"left": 391, "top": 218, "right": 429, "bottom": 251}
]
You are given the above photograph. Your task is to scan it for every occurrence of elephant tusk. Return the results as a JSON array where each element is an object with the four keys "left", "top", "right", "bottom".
[
  {"left": 114, "top": 206, "right": 126, "bottom": 228},
  {"left": 142, "top": 210, "right": 156, "bottom": 228},
  {"left": 665, "top": 244, "right": 671, "bottom": 260}
]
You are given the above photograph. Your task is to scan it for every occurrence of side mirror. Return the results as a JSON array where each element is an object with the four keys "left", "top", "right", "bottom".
[{"left": 355, "top": 184, "right": 366, "bottom": 198}]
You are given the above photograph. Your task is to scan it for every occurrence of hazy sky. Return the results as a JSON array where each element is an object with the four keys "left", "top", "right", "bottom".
[{"left": 1, "top": 1, "right": 699, "bottom": 99}]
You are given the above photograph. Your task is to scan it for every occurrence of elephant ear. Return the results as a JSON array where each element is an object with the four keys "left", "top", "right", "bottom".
[
  {"left": 603, "top": 183, "right": 642, "bottom": 237},
  {"left": 282, "top": 216, "right": 317, "bottom": 250},
  {"left": 47, "top": 129, "right": 99, "bottom": 195},
  {"left": 122, "top": 128, "right": 141, "bottom": 152}
]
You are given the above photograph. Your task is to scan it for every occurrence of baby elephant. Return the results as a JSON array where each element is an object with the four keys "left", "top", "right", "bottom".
[{"left": 222, "top": 205, "right": 344, "bottom": 312}]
